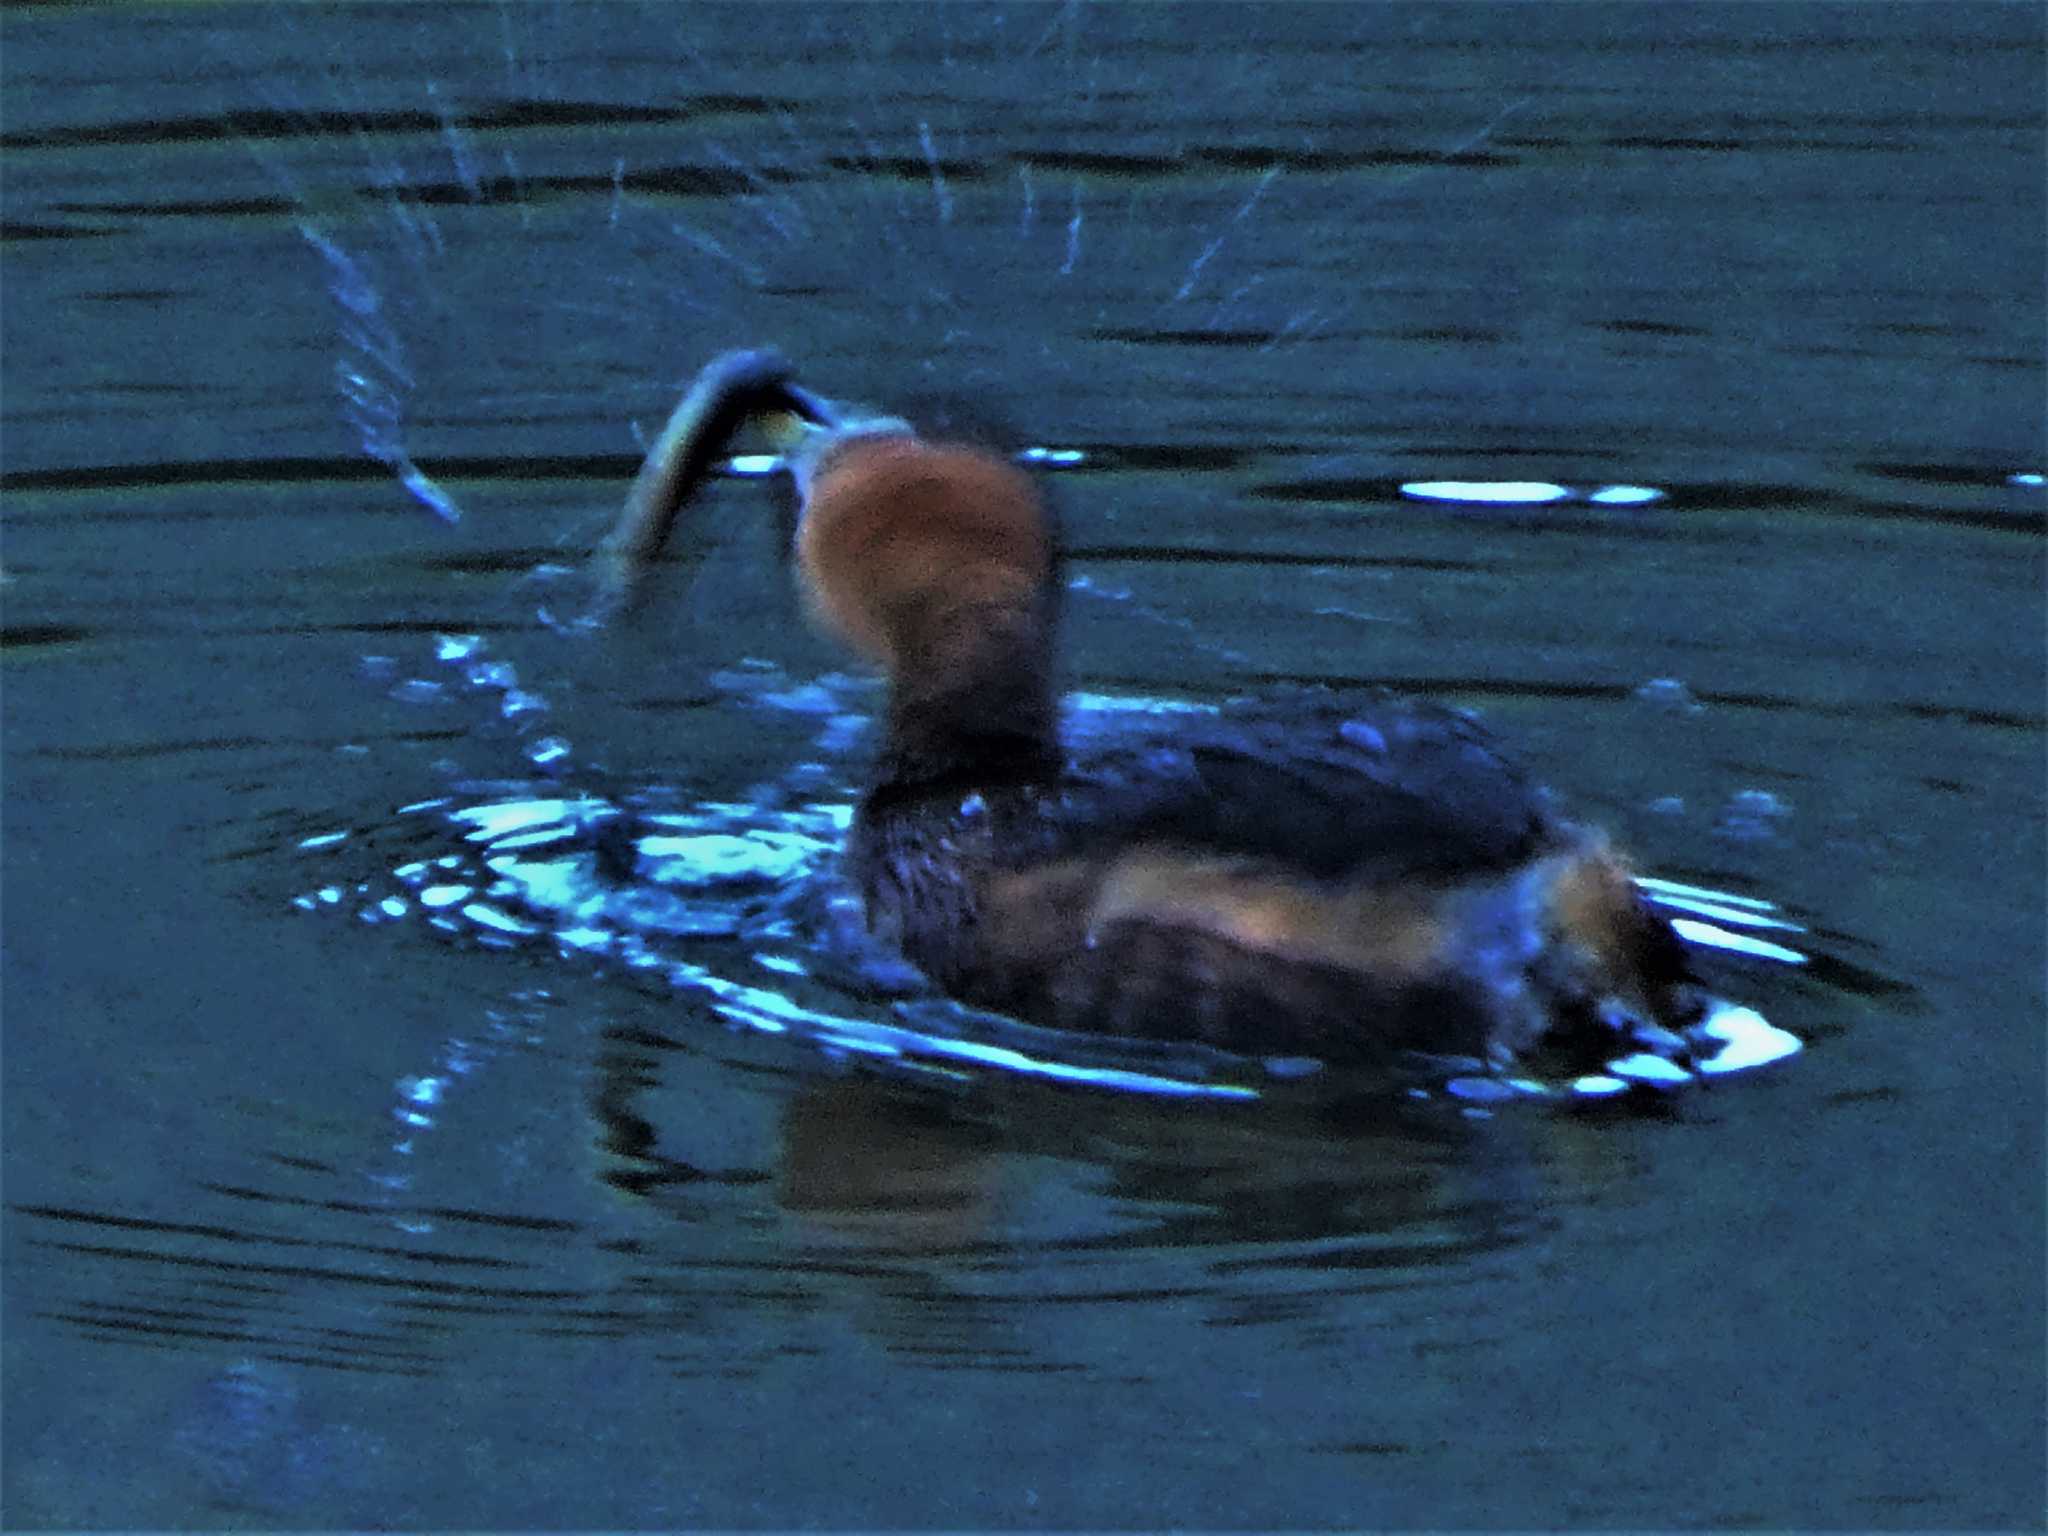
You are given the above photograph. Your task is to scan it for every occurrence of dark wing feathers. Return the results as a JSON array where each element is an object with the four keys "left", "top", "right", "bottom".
[{"left": 1036, "top": 693, "right": 1555, "bottom": 881}]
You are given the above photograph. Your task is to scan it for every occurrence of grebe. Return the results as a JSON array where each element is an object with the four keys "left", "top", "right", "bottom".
[{"left": 601, "top": 349, "right": 1711, "bottom": 1074}]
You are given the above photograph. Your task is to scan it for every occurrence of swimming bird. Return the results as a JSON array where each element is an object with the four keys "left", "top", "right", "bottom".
[{"left": 602, "top": 348, "right": 1711, "bottom": 1075}]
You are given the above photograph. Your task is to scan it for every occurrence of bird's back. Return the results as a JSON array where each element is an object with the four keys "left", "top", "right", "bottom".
[{"left": 852, "top": 691, "right": 1687, "bottom": 1069}]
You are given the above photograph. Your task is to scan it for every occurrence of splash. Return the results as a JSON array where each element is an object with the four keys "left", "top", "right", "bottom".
[
  {"left": 294, "top": 222, "right": 465, "bottom": 525},
  {"left": 293, "top": 635, "right": 1806, "bottom": 1135},
  {"left": 242, "top": 3, "right": 1548, "bottom": 538},
  {"left": 293, "top": 758, "right": 1805, "bottom": 1115}
]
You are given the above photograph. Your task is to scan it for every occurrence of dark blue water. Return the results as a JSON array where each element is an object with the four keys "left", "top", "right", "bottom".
[{"left": 4, "top": 4, "right": 2042, "bottom": 1528}]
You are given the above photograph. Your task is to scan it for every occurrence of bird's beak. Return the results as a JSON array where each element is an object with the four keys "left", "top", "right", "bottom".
[{"left": 765, "top": 407, "right": 919, "bottom": 509}]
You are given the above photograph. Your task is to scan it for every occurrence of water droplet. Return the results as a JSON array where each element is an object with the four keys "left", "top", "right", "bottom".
[
  {"left": 389, "top": 678, "right": 445, "bottom": 706},
  {"left": 1339, "top": 720, "right": 1387, "bottom": 753},
  {"left": 1716, "top": 788, "right": 1791, "bottom": 842},
  {"left": 1634, "top": 676, "right": 1698, "bottom": 712},
  {"left": 1571, "top": 1075, "right": 1629, "bottom": 1097},
  {"left": 1604, "top": 1052, "right": 1694, "bottom": 1087}
]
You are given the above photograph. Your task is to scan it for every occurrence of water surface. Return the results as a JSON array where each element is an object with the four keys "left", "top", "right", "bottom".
[{"left": 3, "top": 4, "right": 2043, "bottom": 1528}]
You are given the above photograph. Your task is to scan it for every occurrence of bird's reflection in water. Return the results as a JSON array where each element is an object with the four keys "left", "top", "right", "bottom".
[
  {"left": 777, "top": 1076, "right": 1008, "bottom": 1254},
  {"left": 775, "top": 1077, "right": 1037, "bottom": 1368},
  {"left": 785, "top": 1066, "right": 1550, "bottom": 1255},
  {"left": 585, "top": 1011, "right": 1571, "bottom": 1374}
]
